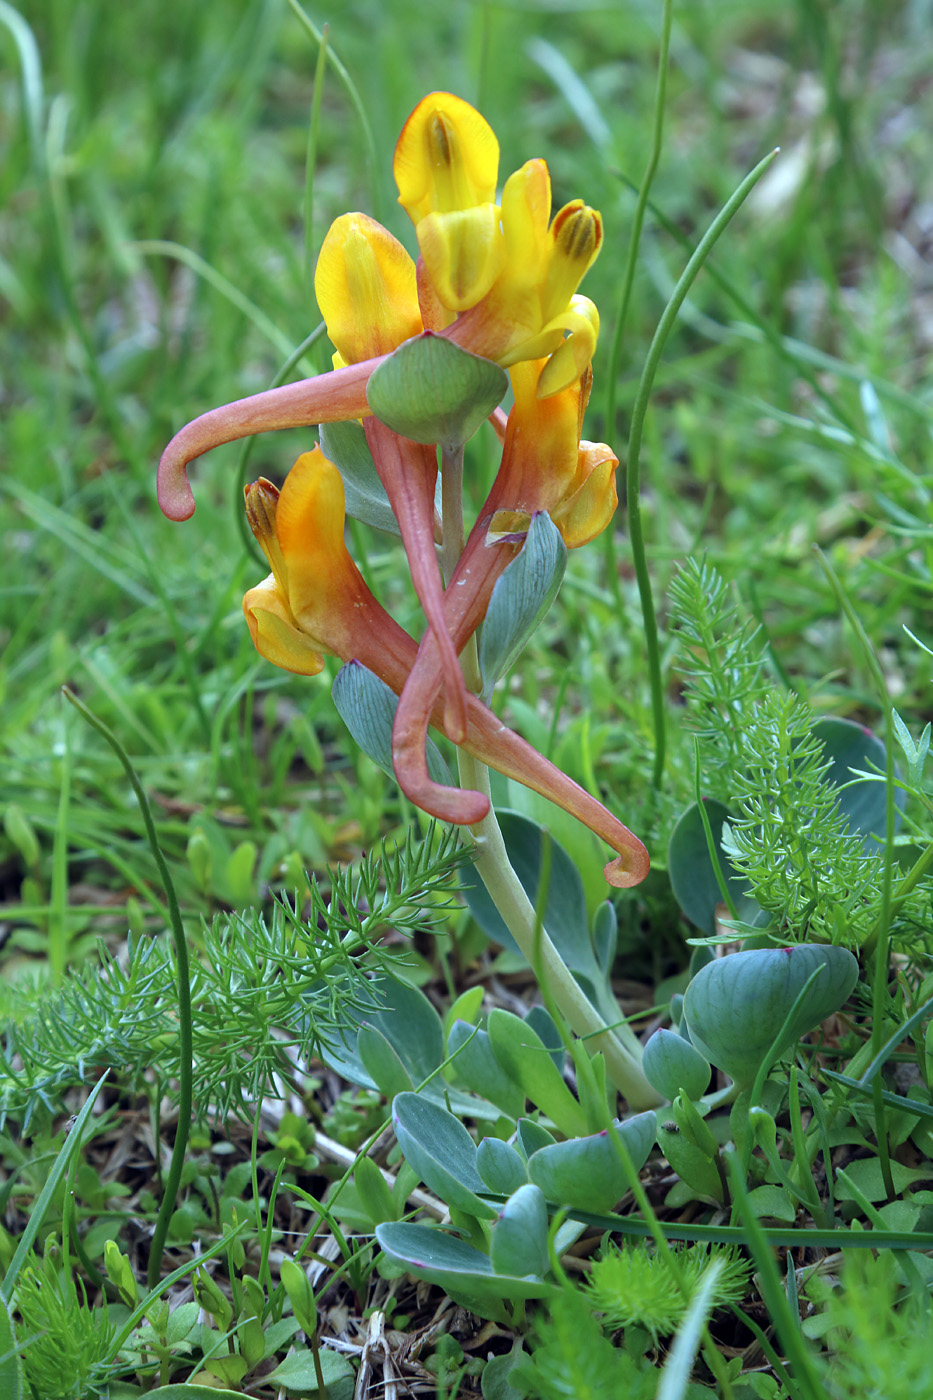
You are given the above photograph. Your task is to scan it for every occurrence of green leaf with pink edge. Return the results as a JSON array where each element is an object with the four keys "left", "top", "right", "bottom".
[
  {"left": 683, "top": 944, "right": 859, "bottom": 1087},
  {"left": 526, "top": 1112, "right": 657, "bottom": 1213},
  {"left": 392, "top": 1092, "right": 498, "bottom": 1220}
]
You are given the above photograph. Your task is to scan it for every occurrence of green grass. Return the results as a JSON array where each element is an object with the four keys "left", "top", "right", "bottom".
[{"left": 3, "top": 0, "right": 933, "bottom": 1395}]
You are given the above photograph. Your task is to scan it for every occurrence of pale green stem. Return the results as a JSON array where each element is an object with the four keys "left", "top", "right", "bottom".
[
  {"left": 440, "top": 440, "right": 659, "bottom": 1106},
  {"left": 457, "top": 745, "right": 659, "bottom": 1108}
]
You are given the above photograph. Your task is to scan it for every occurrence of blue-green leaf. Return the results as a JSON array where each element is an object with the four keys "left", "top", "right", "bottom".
[
  {"left": 392, "top": 1093, "right": 498, "bottom": 1219},
  {"left": 527, "top": 1113, "right": 657, "bottom": 1213},
  {"left": 376, "top": 1222, "right": 555, "bottom": 1300},
  {"left": 490, "top": 1184, "right": 549, "bottom": 1278},
  {"left": 479, "top": 512, "right": 566, "bottom": 699},
  {"left": 332, "top": 662, "right": 452, "bottom": 787},
  {"left": 319, "top": 419, "right": 400, "bottom": 535}
]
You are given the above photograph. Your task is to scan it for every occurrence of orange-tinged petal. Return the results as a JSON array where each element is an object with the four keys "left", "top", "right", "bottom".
[
  {"left": 243, "top": 576, "right": 326, "bottom": 676},
  {"left": 543, "top": 201, "right": 602, "bottom": 320},
  {"left": 395, "top": 92, "right": 499, "bottom": 222},
  {"left": 273, "top": 449, "right": 364, "bottom": 642},
  {"left": 484, "top": 359, "right": 582, "bottom": 517},
  {"left": 551, "top": 445, "right": 618, "bottom": 548},
  {"left": 315, "top": 213, "right": 422, "bottom": 365}
]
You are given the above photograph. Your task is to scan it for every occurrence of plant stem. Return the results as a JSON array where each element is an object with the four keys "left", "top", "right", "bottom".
[
  {"left": 457, "top": 745, "right": 658, "bottom": 1108},
  {"left": 440, "top": 438, "right": 658, "bottom": 1106}
]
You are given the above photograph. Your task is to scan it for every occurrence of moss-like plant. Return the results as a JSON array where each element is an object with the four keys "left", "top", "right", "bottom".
[{"left": 584, "top": 1241, "right": 750, "bottom": 1343}]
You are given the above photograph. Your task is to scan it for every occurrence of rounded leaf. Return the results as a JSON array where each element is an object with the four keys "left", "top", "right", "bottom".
[
  {"left": 376, "top": 1221, "right": 554, "bottom": 1301},
  {"left": 489, "top": 1184, "right": 549, "bottom": 1278},
  {"left": 392, "top": 1092, "right": 497, "bottom": 1219},
  {"left": 812, "top": 716, "right": 905, "bottom": 851},
  {"left": 477, "top": 1137, "right": 528, "bottom": 1196},
  {"left": 515, "top": 1118, "right": 556, "bottom": 1161},
  {"left": 642, "top": 1028, "right": 711, "bottom": 1103},
  {"left": 448, "top": 1021, "right": 524, "bottom": 1120},
  {"left": 526, "top": 1112, "right": 656, "bottom": 1213},
  {"left": 668, "top": 799, "right": 763, "bottom": 934},
  {"left": 683, "top": 944, "right": 859, "bottom": 1086}
]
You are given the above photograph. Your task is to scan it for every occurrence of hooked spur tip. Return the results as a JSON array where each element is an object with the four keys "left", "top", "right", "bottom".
[
  {"left": 603, "top": 841, "right": 650, "bottom": 890},
  {"left": 157, "top": 446, "right": 196, "bottom": 521}
]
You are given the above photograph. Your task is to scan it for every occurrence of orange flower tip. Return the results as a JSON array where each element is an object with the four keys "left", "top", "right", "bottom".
[
  {"left": 603, "top": 842, "right": 651, "bottom": 889},
  {"left": 244, "top": 477, "right": 280, "bottom": 543},
  {"left": 552, "top": 201, "right": 602, "bottom": 265}
]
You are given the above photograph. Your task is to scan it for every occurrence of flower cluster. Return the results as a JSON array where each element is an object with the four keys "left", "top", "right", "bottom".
[{"left": 158, "top": 93, "right": 648, "bottom": 888}]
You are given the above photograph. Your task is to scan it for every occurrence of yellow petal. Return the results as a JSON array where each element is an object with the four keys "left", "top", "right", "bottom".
[
  {"left": 542, "top": 200, "right": 602, "bottom": 321},
  {"left": 394, "top": 92, "right": 499, "bottom": 223},
  {"left": 500, "top": 159, "right": 552, "bottom": 286},
  {"left": 315, "top": 212, "right": 422, "bottom": 364},
  {"left": 416, "top": 204, "right": 505, "bottom": 311},
  {"left": 551, "top": 446, "right": 618, "bottom": 549},
  {"left": 534, "top": 297, "right": 600, "bottom": 397},
  {"left": 242, "top": 576, "right": 326, "bottom": 675}
]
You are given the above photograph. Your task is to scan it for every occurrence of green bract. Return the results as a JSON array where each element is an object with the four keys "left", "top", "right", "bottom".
[
  {"left": 682, "top": 944, "right": 859, "bottom": 1087},
  {"left": 366, "top": 332, "right": 507, "bottom": 448}
]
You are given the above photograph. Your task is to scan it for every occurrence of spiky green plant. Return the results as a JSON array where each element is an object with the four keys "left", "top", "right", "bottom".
[
  {"left": 15, "top": 1252, "right": 114, "bottom": 1400},
  {"left": 584, "top": 1241, "right": 750, "bottom": 1343}
]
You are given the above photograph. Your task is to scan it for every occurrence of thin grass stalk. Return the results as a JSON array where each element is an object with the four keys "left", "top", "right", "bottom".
[
  {"left": 61, "top": 689, "right": 194, "bottom": 1291},
  {"left": 284, "top": 0, "right": 379, "bottom": 218},
  {"left": 304, "top": 26, "right": 329, "bottom": 321},
  {"left": 627, "top": 147, "right": 779, "bottom": 788},
  {"left": 602, "top": 0, "right": 673, "bottom": 624}
]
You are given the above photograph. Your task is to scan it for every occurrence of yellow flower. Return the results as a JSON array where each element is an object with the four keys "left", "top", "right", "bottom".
[
  {"left": 484, "top": 360, "right": 617, "bottom": 547},
  {"left": 240, "top": 449, "right": 647, "bottom": 888},
  {"left": 242, "top": 450, "right": 397, "bottom": 677},
  {"left": 393, "top": 95, "right": 603, "bottom": 395},
  {"left": 394, "top": 92, "right": 504, "bottom": 312},
  {"left": 449, "top": 160, "right": 602, "bottom": 396}
]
